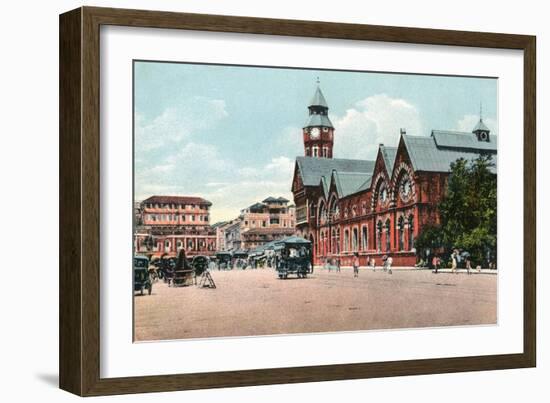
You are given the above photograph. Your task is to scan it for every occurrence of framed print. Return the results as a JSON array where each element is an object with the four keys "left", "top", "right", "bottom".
[{"left": 59, "top": 6, "right": 536, "bottom": 396}]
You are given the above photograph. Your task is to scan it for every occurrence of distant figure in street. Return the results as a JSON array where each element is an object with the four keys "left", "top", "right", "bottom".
[
  {"left": 336, "top": 258, "right": 341, "bottom": 272},
  {"left": 465, "top": 257, "right": 472, "bottom": 275},
  {"left": 353, "top": 252, "right": 360, "bottom": 278},
  {"left": 382, "top": 255, "right": 388, "bottom": 272},
  {"left": 387, "top": 256, "right": 393, "bottom": 274},
  {"left": 451, "top": 251, "right": 458, "bottom": 274},
  {"left": 432, "top": 254, "right": 439, "bottom": 274}
]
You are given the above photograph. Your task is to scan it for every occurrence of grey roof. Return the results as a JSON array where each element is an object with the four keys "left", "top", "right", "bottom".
[
  {"left": 304, "top": 113, "right": 334, "bottom": 128},
  {"left": 296, "top": 156, "right": 375, "bottom": 187},
  {"left": 432, "top": 130, "right": 496, "bottom": 152},
  {"left": 247, "top": 202, "right": 266, "bottom": 211},
  {"left": 309, "top": 86, "right": 328, "bottom": 107},
  {"left": 403, "top": 134, "right": 497, "bottom": 173},
  {"left": 332, "top": 171, "right": 373, "bottom": 198},
  {"left": 319, "top": 175, "right": 329, "bottom": 196},
  {"left": 276, "top": 197, "right": 289, "bottom": 202},
  {"left": 472, "top": 119, "right": 490, "bottom": 133},
  {"left": 262, "top": 196, "right": 278, "bottom": 203},
  {"left": 380, "top": 146, "right": 398, "bottom": 175}
]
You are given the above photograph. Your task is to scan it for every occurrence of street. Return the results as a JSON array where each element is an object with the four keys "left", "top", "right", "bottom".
[{"left": 134, "top": 268, "right": 497, "bottom": 341}]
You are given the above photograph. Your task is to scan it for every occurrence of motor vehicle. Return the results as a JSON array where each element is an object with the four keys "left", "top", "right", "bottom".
[
  {"left": 273, "top": 236, "right": 313, "bottom": 279},
  {"left": 134, "top": 255, "right": 152, "bottom": 295}
]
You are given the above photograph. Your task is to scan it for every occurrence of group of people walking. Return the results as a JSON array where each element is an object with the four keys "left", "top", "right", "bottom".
[
  {"left": 431, "top": 250, "right": 474, "bottom": 274},
  {"left": 352, "top": 253, "right": 393, "bottom": 277}
]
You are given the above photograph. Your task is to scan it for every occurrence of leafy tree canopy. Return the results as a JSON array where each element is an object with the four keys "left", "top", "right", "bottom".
[{"left": 415, "top": 154, "right": 497, "bottom": 265}]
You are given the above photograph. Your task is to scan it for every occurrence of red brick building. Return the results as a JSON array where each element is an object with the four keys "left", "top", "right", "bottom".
[
  {"left": 134, "top": 195, "right": 217, "bottom": 258},
  {"left": 292, "top": 85, "right": 496, "bottom": 266}
]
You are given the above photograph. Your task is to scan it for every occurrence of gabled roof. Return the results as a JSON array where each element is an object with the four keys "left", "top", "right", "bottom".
[
  {"left": 402, "top": 133, "right": 497, "bottom": 173},
  {"left": 331, "top": 171, "right": 373, "bottom": 198},
  {"left": 309, "top": 86, "right": 328, "bottom": 108},
  {"left": 380, "top": 145, "right": 398, "bottom": 175},
  {"left": 295, "top": 156, "right": 375, "bottom": 188},
  {"left": 319, "top": 175, "right": 330, "bottom": 197}
]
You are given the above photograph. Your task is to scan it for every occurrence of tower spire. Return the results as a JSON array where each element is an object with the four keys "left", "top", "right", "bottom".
[
  {"left": 302, "top": 80, "right": 335, "bottom": 158},
  {"left": 472, "top": 102, "right": 490, "bottom": 142},
  {"left": 480, "top": 101, "right": 483, "bottom": 121}
]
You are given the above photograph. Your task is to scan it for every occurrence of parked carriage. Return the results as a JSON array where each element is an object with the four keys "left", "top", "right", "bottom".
[
  {"left": 134, "top": 255, "right": 152, "bottom": 295},
  {"left": 272, "top": 236, "right": 313, "bottom": 279}
]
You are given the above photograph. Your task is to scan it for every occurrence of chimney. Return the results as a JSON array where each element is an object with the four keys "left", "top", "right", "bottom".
[{"left": 400, "top": 128, "right": 406, "bottom": 135}]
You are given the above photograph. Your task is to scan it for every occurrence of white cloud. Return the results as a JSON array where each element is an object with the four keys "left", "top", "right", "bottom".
[
  {"left": 136, "top": 145, "right": 295, "bottom": 223},
  {"left": 332, "top": 94, "right": 423, "bottom": 160},
  {"left": 456, "top": 114, "right": 497, "bottom": 134},
  {"left": 135, "top": 96, "right": 228, "bottom": 152}
]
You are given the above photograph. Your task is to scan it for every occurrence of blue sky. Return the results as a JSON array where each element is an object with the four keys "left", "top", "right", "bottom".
[{"left": 134, "top": 61, "right": 497, "bottom": 223}]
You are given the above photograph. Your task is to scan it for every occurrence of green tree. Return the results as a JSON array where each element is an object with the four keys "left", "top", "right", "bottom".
[{"left": 437, "top": 154, "right": 497, "bottom": 265}]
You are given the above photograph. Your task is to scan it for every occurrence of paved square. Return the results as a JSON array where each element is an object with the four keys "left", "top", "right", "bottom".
[{"left": 134, "top": 268, "right": 497, "bottom": 341}]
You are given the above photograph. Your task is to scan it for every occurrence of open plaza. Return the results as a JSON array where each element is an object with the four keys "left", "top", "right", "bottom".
[{"left": 134, "top": 267, "right": 497, "bottom": 342}]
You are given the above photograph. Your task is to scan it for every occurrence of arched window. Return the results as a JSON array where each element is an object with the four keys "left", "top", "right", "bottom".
[
  {"left": 331, "top": 228, "right": 337, "bottom": 254},
  {"left": 376, "top": 221, "right": 383, "bottom": 252},
  {"left": 385, "top": 219, "right": 391, "bottom": 252},
  {"left": 344, "top": 229, "right": 350, "bottom": 252},
  {"left": 352, "top": 228, "right": 359, "bottom": 252},
  {"left": 165, "top": 240, "right": 171, "bottom": 252},
  {"left": 361, "top": 226, "right": 368, "bottom": 251},
  {"left": 336, "top": 228, "right": 340, "bottom": 254},
  {"left": 398, "top": 216, "right": 405, "bottom": 251},
  {"left": 408, "top": 215, "right": 415, "bottom": 251}
]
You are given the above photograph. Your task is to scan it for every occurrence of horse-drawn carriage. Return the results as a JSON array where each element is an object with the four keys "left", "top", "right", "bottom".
[
  {"left": 171, "top": 254, "right": 216, "bottom": 288},
  {"left": 273, "top": 236, "right": 313, "bottom": 279}
]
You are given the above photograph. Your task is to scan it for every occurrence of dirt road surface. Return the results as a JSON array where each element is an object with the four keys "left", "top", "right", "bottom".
[{"left": 134, "top": 268, "right": 496, "bottom": 341}]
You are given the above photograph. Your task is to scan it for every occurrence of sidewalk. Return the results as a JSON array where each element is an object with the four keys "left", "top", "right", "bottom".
[{"left": 317, "top": 265, "right": 497, "bottom": 275}]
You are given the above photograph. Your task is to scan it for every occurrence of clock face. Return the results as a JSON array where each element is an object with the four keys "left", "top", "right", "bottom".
[
  {"left": 399, "top": 174, "right": 413, "bottom": 202},
  {"left": 310, "top": 127, "right": 320, "bottom": 139}
]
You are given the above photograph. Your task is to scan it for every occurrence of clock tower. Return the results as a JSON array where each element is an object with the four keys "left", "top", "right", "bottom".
[{"left": 303, "top": 81, "right": 334, "bottom": 158}]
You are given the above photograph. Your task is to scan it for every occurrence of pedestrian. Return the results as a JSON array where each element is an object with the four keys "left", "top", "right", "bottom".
[
  {"left": 382, "top": 255, "right": 388, "bottom": 272},
  {"left": 387, "top": 255, "right": 393, "bottom": 274},
  {"left": 353, "top": 252, "right": 360, "bottom": 278},
  {"left": 451, "top": 251, "right": 458, "bottom": 274},
  {"left": 432, "top": 254, "right": 439, "bottom": 274},
  {"left": 465, "top": 256, "right": 472, "bottom": 275},
  {"left": 336, "top": 258, "right": 341, "bottom": 272}
]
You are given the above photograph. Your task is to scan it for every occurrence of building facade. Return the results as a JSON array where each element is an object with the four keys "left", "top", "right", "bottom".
[
  {"left": 292, "top": 84, "right": 497, "bottom": 267},
  {"left": 215, "top": 197, "right": 296, "bottom": 251},
  {"left": 134, "top": 195, "right": 217, "bottom": 258}
]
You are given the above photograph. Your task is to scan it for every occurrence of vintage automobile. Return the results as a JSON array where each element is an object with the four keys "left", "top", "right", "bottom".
[
  {"left": 273, "top": 236, "right": 313, "bottom": 279},
  {"left": 134, "top": 255, "right": 152, "bottom": 295}
]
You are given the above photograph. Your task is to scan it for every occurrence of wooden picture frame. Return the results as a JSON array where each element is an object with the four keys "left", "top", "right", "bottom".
[{"left": 59, "top": 6, "right": 536, "bottom": 396}]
